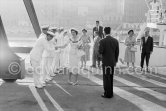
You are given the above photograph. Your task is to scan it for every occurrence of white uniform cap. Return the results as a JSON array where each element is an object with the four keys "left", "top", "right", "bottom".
[
  {"left": 49, "top": 26, "right": 58, "bottom": 30},
  {"left": 41, "top": 25, "right": 49, "bottom": 30},
  {"left": 47, "top": 31, "right": 55, "bottom": 37},
  {"left": 59, "top": 27, "right": 64, "bottom": 31}
]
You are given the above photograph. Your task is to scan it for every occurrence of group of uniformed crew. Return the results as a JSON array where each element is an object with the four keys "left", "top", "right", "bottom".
[{"left": 30, "top": 25, "right": 91, "bottom": 88}]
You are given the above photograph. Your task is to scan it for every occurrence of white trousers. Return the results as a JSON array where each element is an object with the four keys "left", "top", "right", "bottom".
[
  {"left": 53, "top": 52, "right": 60, "bottom": 72},
  {"left": 30, "top": 59, "right": 42, "bottom": 86},
  {"left": 41, "top": 57, "right": 54, "bottom": 82},
  {"left": 59, "top": 50, "right": 65, "bottom": 68}
]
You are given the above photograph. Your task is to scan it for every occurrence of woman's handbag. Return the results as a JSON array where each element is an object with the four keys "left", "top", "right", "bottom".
[{"left": 130, "top": 46, "right": 137, "bottom": 52}]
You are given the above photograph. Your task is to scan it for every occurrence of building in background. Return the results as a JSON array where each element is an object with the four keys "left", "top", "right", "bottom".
[
  {"left": 0, "top": 0, "right": 149, "bottom": 38},
  {"left": 123, "top": 0, "right": 148, "bottom": 23}
]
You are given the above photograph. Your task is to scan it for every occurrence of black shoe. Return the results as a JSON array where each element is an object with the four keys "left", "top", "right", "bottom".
[
  {"left": 98, "top": 65, "right": 101, "bottom": 69},
  {"left": 146, "top": 68, "right": 150, "bottom": 73},
  {"left": 91, "top": 65, "right": 96, "bottom": 68},
  {"left": 101, "top": 94, "right": 113, "bottom": 98}
]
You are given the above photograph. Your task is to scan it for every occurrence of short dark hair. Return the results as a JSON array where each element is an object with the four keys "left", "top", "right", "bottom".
[
  {"left": 82, "top": 29, "right": 87, "bottom": 32},
  {"left": 46, "top": 34, "right": 54, "bottom": 38},
  {"left": 71, "top": 28, "right": 78, "bottom": 35},
  {"left": 128, "top": 30, "right": 134, "bottom": 35},
  {"left": 96, "top": 21, "right": 99, "bottom": 23},
  {"left": 104, "top": 27, "right": 111, "bottom": 35}
]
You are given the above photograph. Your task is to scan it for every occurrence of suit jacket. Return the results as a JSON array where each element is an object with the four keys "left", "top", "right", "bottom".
[
  {"left": 141, "top": 36, "right": 153, "bottom": 53},
  {"left": 99, "top": 35, "right": 119, "bottom": 66},
  {"left": 93, "top": 26, "right": 104, "bottom": 39},
  {"left": 93, "top": 36, "right": 101, "bottom": 53}
]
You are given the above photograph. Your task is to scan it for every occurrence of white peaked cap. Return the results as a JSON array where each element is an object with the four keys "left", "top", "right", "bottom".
[
  {"left": 41, "top": 25, "right": 49, "bottom": 29},
  {"left": 49, "top": 26, "right": 58, "bottom": 30},
  {"left": 47, "top": 31, "right": 55, "bottom": 37}
]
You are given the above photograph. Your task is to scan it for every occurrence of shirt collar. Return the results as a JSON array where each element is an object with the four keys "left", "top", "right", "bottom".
[{"left": 105, "top": 34, "right": 110, "bottom": 37}]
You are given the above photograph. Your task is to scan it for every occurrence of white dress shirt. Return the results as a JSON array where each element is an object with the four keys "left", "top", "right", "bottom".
[{"left": 145, "top": 36, "right": 149, "bottom": 43}]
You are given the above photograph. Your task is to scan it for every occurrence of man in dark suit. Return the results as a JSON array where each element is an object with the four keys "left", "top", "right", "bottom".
[
  {"left": 99, "top": 27, "right": 119, "bottom": 98},
  {"left": 93, "top": 21, "right": 104, "bottom": 39},
  {"left": 91, "top": 31, "right": 102, "bottom": 68},
  {"left": 140, "top": 28, "right": 153, "bottom": 72}
]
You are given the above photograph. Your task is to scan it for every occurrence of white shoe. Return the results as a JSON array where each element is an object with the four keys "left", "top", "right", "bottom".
[
  {"left": 68, "top": 81, "right": 73, "bottom": 85},
  {"left": 35, "top": 85, "right": 43, "bottom": 89},
  {"left": 41, "top": 82, "right": 46, "bottom": 87},
  {"left": 50, "top": 74, "right": 56, "bottom": 77},
  {"left": 47, "top": 76, "right": 53, "bottom": 80},
  {"left": 72, "top": 81, "right": 78, "bottom": 86},
  {"left": 45, "top": 79, "right": 50, "bottom": 83},
  {"left": 41, "top": 80, "right": 46, "bottom": 84},
  {"left": 45, "top": 77, "right": 53, "bottom": 82}
]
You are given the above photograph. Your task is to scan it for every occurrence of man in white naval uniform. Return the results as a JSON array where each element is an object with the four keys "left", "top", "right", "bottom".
[
  {"left": 61, "top": 30, "right": 70, "bottom": 68},
  {"left": 30, "top": 30, "right": 55, "bottom": 88},
  {"left": 48, "top": 26, "right": 59, "bottom": 76},
  {"left": 39, "top": 25, "right": 49, "bottom": 38},
  {"left": 52, "top": 28, "right": 65, "bottom": 74},
  {"left": 49, "top": 27, "right": 61, "bottom": 74},
  {"left": 41, "top": 31, "right": 57, "bottom": 85},
  {"left": 49, "top": 26, "right": 58, "bottom": 34},
  {"left": 59, "top": 27, "right": 66, "bottom": 69},
  {"left": 58, "top": 29, "right": 70, "bottom": 75}
]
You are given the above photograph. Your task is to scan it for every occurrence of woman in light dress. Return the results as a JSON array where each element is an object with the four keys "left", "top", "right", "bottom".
[
  {"left": 80, "top": 29, "right": 91, "bottom": 68},
  {"left": 55, "top": 28, "right": 82, "bottom": 85},
  {"left": 124, "top": 30, "right": 137, "bottom": 68}
]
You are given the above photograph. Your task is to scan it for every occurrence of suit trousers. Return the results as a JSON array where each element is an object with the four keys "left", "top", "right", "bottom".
[
  {"left": 92, "top": 50, "right": 100, "bottom": 67},
  {"left": 140, "top": 52, "right": 151, "bottom": 68},
  {"left": 102, "top": 65, "right": 114, "bottom": 97}
]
